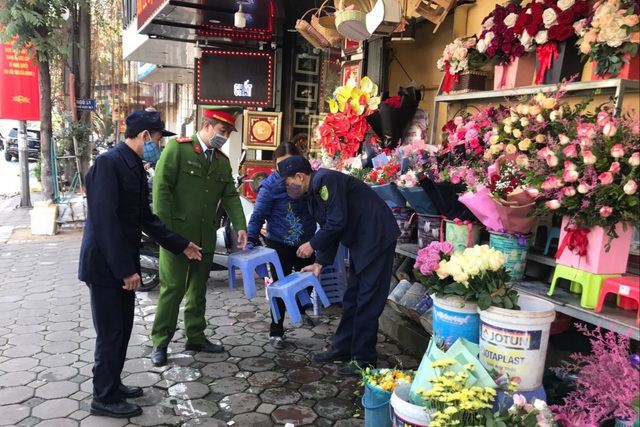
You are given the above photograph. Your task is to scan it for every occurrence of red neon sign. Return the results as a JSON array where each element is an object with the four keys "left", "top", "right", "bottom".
[{"left": 0, "top": 42, "right": 40, "bottom": 121}]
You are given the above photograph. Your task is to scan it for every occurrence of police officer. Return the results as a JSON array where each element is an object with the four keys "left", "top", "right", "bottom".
[
  {"left": 79, "top": 110, "right": 202, "bottom": 418},
  {"left": 274, "top": 155, "right": 401, "bottom": 376},
  {"left": 150, "top": 106, "right": 247, "bottom": 366}
]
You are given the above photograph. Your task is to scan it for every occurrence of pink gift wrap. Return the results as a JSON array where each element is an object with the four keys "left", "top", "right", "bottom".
[
  {"left": 459, "top": 187, "right": 504, "bottom": 232},
  {"left": 494, "top": 54, "right": 536, "bottom": 90},
  {"left": 493, "top": 201, "right": 536, "bottom": 234},
  {"left": 556, "top": 217, "right": 633, "bottom": 274}
]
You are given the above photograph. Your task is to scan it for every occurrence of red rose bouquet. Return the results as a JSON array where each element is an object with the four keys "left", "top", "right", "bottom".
[
  {"left": 477, "top": 1, "right": 526, "bottom": 66},
  {"left": 365, "top": 162, "right": 401, "bottom": 185}
]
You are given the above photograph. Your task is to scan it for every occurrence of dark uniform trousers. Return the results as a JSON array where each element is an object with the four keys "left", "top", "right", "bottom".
[
  {"left": 330, "top": 241, "right": 397, "bottom": 364},
  {"left": 89, "top": 283, "right": 135, "bottom": 403}
]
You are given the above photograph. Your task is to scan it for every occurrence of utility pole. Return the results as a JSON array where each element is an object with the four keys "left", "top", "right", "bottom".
[{"left": 18, "top": 121, "right": 31, "bottom": 207}]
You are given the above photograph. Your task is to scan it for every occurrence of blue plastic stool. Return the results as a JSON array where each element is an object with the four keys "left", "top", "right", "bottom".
[
  {"left": 228, "top": 247, "right": 285, "bottom": 299},
  {"left": 543, "top": 226, "right": 561, "bottom": 255},
  {"left": 268, "top": 272, "right": 331, "bottom": 324},
  {"left": 312, "top": 245, "right": 349, "bottom": 315}
]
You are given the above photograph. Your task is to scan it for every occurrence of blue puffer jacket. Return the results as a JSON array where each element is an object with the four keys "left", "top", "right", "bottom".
[{"left": 246, "top": 171, "right": 317, "bottom": 247}]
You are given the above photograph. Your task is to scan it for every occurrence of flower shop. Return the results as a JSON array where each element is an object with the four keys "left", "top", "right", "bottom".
[{"left": 292, "top": 0, "right": 640, "bottom": 426}]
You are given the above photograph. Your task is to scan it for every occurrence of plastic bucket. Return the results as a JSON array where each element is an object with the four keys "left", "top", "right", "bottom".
[
  {"left": 489, "top": 231, "right": 532, "bottom": 280},
  {"left": 390, "top": 384, "right": 432, "bottom": 427},
  {"left": 391, "top": 207, "right": 416, "bottom": 244},
  {"left": 417, "top": 214, "right": 442, "bottom": 249},
  {"left": 362, "top": 380, "right": 392, "bottom": 427},
  {"left": 444, "top": 220, "right": 482, "bottom": 254},
  {"left": 479, "top": 295, "right": 556, "bottom": 391},
  {"left": 432, "top": 295, "right": 480, "bottom": 345}
]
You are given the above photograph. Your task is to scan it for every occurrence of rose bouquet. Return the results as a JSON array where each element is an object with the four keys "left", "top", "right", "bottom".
[
  {"left": 317, "top": 76, "right": 381, "bottom": 159},
  {"left": 365, "top": 161, "right": 401, "bottom": 185},
  {"left": 414, "top": 241, "right": 455, "bottom": 290},
  {"left": 525, "top": 104, "right": 640, "bottom": 244},
  {"left": 488, "top": 393, "right": 559, "bottom": 427},
  {"left": 416, "top": 244, "right": 515, "bottom": 310},
  {"left": 552, "top": 324, "right": 640, "bottom": 426},
  {"left": 437, "top": 36, "right": 489, "bottom": 93},
  {"left": 488, "top": 159, "right": 537, "bottom": 234},
  {"left": 513, "top": 0, "right": 590, "bottom": 84},
  {"left": 477, "top": 1, "right": 526, "bottom": 66},
  {"left": 575, "top": 0, "right": 640, "bottom": 78},
  {"left": 365, "top": 84, "right": 420, "bottom": 150}
]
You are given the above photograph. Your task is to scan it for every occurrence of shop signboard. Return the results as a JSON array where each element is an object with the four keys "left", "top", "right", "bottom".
[
  {"left": 0, "top": 41, "right": 40, "bottom": 121},
  {"left": 137, "top": 0, "right": 168, "bottom": 31}
]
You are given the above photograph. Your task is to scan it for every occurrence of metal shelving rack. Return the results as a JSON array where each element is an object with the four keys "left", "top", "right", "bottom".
[{"left": 429, "top": 78, "right": 640, "bottom": 144}]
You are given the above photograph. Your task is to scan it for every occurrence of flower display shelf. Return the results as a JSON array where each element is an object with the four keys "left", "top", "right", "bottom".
[
  {"left": 393, "top": 242, "right": 640, "bottom": 337},
  {"left": 430, "top": 78, "right": 640, "bottom": 145}
]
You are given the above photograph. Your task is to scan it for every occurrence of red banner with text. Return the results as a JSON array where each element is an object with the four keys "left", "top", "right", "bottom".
[{"left": 0, "top": 41, "right": 40, "bottom": 121}]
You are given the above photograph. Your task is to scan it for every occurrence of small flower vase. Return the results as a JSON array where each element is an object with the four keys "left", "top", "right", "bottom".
[
  {"left": 535, "top": 37, "right": 584, "bottom": 85},
  {"left": 592, "top": 52, "right": 640, "bottom": 81},
  {"left": 556, "top": 217, "right": 633, "bottom": 275},
  {"left": 494, "top": 53, "right": 536, "bottom": 90}
]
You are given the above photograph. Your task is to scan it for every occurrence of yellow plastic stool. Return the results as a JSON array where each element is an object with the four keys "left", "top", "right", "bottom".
[{"left": 548, "top": 264, "right": 621, "bottom": 309}]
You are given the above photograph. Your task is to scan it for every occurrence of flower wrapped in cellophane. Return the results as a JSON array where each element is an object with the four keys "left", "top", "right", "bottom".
[{"left": 317, "top": 76, "right": 381, "bottom": 159}]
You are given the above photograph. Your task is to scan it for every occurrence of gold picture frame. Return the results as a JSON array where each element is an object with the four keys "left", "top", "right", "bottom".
[
  {"left": 307, "top": 114, "right": 325, "bottom": 154},
  {"left": 242, "top": 111, "right": 282, "bottom": 151}
]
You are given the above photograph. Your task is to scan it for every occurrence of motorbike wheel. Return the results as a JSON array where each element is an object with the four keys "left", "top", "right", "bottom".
[{"left": 139, "top": 268, "right": 160, "bottom": 291}]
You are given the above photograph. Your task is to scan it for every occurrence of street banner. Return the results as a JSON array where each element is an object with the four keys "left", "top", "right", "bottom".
[{"left": 0, "top": 41, "right": 40, "bottom": 121}]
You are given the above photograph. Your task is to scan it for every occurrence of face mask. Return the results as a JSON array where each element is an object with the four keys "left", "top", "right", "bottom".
[
  {"left": 209, "top": 133, "right": 227, "bottom": 150},
  {"left": 286, "top": 181, "right": 304, "bottom": 199},
  {"left": 142, "top": 140, "right": 161, "bottom": 165}
]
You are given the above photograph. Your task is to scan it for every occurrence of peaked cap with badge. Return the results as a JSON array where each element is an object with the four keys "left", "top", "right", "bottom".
[{"left": 202, "top": 106, "right": 243, "bottom": 132}]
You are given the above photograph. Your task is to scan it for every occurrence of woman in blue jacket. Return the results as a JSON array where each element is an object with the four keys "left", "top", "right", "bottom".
[{"left": 246, "top": 142, "right": 318, "bottom": 349}]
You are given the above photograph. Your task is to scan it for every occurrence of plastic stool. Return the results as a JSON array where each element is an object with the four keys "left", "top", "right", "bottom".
[
  {"left": 532, "top": 215, "right": 553, "bottom": 247},
  {"left": 311, "top": 244, "right": 349, "bottom": 315},
  {"left": 595, "top": 276, "right": 640, "bottom": 325},
  {"left": 268, "top": 272, "right": 331, "bottom": 324},
  {"left": 228, "top": 247, "right": 285, "bottom": 299},
  {"left": 549, "top": 264, "right": 621, "bottom": 308},
  {"left": 543, "top": 226, "right": 561, "bottom": 255}
]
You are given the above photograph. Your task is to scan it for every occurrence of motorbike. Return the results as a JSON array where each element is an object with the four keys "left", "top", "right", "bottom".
[{"left": 138, "top": 152, "right": 257, "bottom": 291}]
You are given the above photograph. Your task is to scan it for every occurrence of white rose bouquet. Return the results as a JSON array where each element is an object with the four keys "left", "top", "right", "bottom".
[{"left": 427, "top": 244, "right": 516, "bottom": 310}]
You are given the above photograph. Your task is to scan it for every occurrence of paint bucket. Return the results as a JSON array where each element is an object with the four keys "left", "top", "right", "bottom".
[
  {"left": 362, "top": 378, "right": 392, "bottom": 427},
  {"left": 479, "top": 295, "right": 556, "bottom": 391},
  {"left": 489, "top": 231, "right": 532, "bottom": 280},
  {"left": 417, "top": 214, "right": 442, "bottom": 249},
  {"left": 390, "top": 384, "right": 432, "bottom": 427},
  {"left": 444, "top": 220, "right": 482, "bottom": 254},
  {"left": 432, "top": 295, "right": 480, "bottom": 345}
]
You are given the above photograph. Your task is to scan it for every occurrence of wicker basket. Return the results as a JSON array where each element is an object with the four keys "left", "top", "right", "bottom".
[
  {"left": 335, "top": 0, "right": 372, "bottom": 41},
  {"left": 311, "top": 0, "right": 343, "bottom": 47},
  {"left": 296, "top": 8, "right": 330, "bottom": 49},
  {"left": 451, "top": 70, "right": 488, "bottom": 94}
]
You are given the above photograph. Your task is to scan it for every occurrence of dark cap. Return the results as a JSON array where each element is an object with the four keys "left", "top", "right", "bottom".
[
  {"left": 125, "top": 110, "right": 176, "bottom": 137},
  {"left": 274, "top": 155, "right": 312, "bottom": 185}
]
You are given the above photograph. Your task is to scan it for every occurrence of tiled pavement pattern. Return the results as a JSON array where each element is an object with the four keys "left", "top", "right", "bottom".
[{"left": 0, "top": 196, "right": 420, "bottom": 426}]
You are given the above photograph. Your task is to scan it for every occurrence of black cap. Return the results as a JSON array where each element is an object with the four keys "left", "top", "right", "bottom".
[
  {"left": 125, "top": 110, "right": 176, "bottom": 137},
  {"left": 274, "top": 155, "right": 312, "bottom": 185}
]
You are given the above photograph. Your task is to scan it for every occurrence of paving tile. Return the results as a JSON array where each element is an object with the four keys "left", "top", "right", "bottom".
[
  {"left": 334, "top": 419, "right": 366, "bottom": 426},
  {"left": 128, "top": 387, "right": 166, "bottom": 407},
  {"left": 274, "top": 353, "right": 309, "bottom": 368},
  {"left": 123, "top": 372, "right": 161, "bottom": 388},
  {"left": 218, "top": 392, "right": 260, "bottom": 415},
  {"left": 11, "top": 325, "right": 46, "bottom": 334},
  {"left": 68, "top": 391, "right": 91, "bottom": 401},
  {"left": 200, "top": 362, "right": 238, "bottom": 379},
  {"left": 37, "top": 366, "right": 79, "bottom": 382},
  {"left": 299, "top": 380, "right": 340, "bottom": 399},
  {"left": 207, "top": 377, "right": 248, "bottom": 398},
  {"left": 260, "top": 387, "right": 301, "bottom": 405},
  {"left": 129, "top": 405, "right": 182, "bottom": 426},
  {"left": 79, "top": 415, "right": 128, "bottom": 426},
  {"left": 247, "top": 371, "right": 287, "bottom": 389},
  {"left": 31, "top": 397, "right": 78, "bottom": 419},
  {"left": 227, "top": 345, "right": 264, "bottom": 358},
  {"left": 68, "top": 410, "right": 90, "bottom": 421},
  {"left": 219, "top": 334, "right": 254, "bottom": 346},
  {"left": 314, "top": 397, "right": 358, "bottom": 420},
  {"left": 163, "top": 366, "right": 202, "bottom": 382},
  {"left": 34, "top": 380, "right": 79, "bottom": 399},
  {"left": 286, "top": 366, "right": 324, "bottom": 384},
  {"left": 237, "top": 357, "right": 275, "bottom": 373},
  {"left": 173, "top": 398, "right": 218, "bottom": 418},
  {"left": 0, "top": 404, "right": 30, "bottom": 426},
  {"left": 227, "top": 412, "right": 273, "bottom": 427},
  {"left": 40, "top": 353, "right": 78, "bottom": 367},
  {"left": 193, "top": 351, "right": 231, "bottom": 363},
  {"left": 0, "top": 385, "right": 35, "bottom": 404},
  {"left": 122, "top": 358, "right": 155, "bottom": 374},
  {"left": 271, "top": 404, "right": 318, "bottom": 425},
  {"left": 168, "top": 382, "right": 210, "bottom": 400},
  {"left": 0, "top": 371, "right": 37, "bottom": 387},
  {"left": 7, "top": 333, "right": 47, "bottom": 346},
  {"left": 31, "top": 419, "right": 77, "bottom": 427},
  {"left": 44, "top": 330, "right": 80, "bottom": 342}
]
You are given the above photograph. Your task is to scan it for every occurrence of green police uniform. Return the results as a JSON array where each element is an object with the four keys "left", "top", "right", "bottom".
[{"left": 151, "top": 133, "right": 246, "bottom": 348}]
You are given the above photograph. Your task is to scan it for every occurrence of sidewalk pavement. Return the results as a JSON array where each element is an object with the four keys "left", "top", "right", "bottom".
[{"left": 0, "top": 193, "right": 420, "bottom": 427}]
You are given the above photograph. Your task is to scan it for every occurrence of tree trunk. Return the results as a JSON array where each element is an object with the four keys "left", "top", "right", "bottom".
[
  {"left": 78, "top": 4, "right": 91, "bottom": 179},
  {"left": 39, "top": 59, "right": 54, "bottom": 201}
]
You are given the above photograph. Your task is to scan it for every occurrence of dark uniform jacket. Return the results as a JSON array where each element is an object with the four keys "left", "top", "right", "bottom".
[
  {"left": 78, "top": 142, "right": 189, "bottom": 286},
  {"left": 307, "top": 168, "right": 401, "bottom": 274}
]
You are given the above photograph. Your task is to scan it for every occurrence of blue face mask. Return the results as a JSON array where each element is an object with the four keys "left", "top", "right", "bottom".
[{"left": 142, "top": 140, "right": 161, "bottom": 165}]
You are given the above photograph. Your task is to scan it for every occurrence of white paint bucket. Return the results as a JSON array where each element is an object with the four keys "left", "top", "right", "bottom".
[
  {"left": 390, "top": 384, "right": 432, "bottom": 427},
  {"left": 478, "top": 295, "right": 555, "bottom": 391}
]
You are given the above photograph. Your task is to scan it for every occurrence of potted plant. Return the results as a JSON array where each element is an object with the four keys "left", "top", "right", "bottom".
[
  {"left": 575, "top": 0, "right": 640, "bottom": 79},
  {"left": 437, "top": 35, "right": 490, "bottom": 94},
  {"left": 552, "top": 324, "right": 640, "bottom": 426}
]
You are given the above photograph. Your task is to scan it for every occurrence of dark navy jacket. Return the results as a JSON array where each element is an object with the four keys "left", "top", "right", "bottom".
[
  {"left": 78, "top": 142, "right": 188, "bottom": 287},
  {"left": 247, "top": 171, "right": 316, "bottom": 247},
  {"left": 307, "top": 169, "right": 401, "bottom": 274}
]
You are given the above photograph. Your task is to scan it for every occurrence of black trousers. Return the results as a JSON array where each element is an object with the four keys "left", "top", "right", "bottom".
[
  {"left": 266, "top": 238, "right": 315, "bottom": 337},
  {"left": 330, "top": 241, "right": 396, "bottom": 364},
  {"left": 88, "top": 283, "right": 135, "bottom": 403}
]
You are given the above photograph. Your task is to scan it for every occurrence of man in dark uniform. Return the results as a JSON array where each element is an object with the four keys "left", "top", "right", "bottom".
[
  {"left": 275, "top": 155, "right": 401, "bottom": 376},
  {"left": 79, "top": 110, "right": 202, "bottom": 418},
  {"left": 150, "top": 106, "right": 247, "bottom": 366}
]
